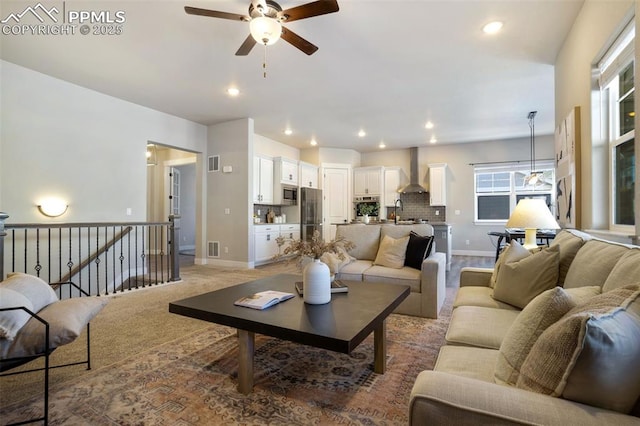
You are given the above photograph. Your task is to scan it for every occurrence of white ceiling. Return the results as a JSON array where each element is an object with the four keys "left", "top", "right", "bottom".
[{"left": 0, "top": 0, "right": 584, "bottom": 152}]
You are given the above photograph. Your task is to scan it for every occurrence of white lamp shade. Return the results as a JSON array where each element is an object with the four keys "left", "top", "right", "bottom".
[
  {"left": 250, "top": 17, "right": 282, "bottom": 45},
  {"left": 506, "top": 198, "right": 559, "bottom": 230},
  {"left": 506, "top": 198, "right": 558, "bottom": 250}
]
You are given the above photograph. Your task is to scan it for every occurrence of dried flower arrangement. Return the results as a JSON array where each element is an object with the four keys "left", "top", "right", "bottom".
[{"left": 274, "top": 230, "right": 355, "bottom": 267}]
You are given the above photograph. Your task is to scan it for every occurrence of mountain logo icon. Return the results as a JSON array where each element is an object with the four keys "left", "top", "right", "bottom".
[{"left": 1, "top": 2, "right": 60, "bottom": 24}]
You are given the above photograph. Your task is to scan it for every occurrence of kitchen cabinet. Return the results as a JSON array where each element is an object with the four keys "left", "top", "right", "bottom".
[
  {"left": 274, "top": 157, "right": 298, "bottom": 185},
  {"left": 253, "top": 156, "right": 274, "bottom": 204},
  {"left": 354, "top": 167, "right": 383, "bottom": 196},
  {"left": 254, "top": 224, "right": 300, "bottom": 264},
  {"left": 383, "top": 167, "right": 403, "bottom": 206},
  {"left": 254, "top": 225, "right": 280, "bottom": 263},
  {"left": 299, "top": 162, "right": 319, "bottom": 188},
  {"left": 428, "top": 163, "right": 447, "bottom": 206}
]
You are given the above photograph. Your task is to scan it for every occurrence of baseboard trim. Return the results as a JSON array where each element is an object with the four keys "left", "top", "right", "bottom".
[
  {"left": 452, "top": 250, "right": 494, "bottom": 257},
  {"left": 196, "top": 258, "right": 253, "bottom": 269}
]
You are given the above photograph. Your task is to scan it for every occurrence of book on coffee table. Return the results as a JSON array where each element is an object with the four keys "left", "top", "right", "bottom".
[
  {"left": 295, "top": 280, "right": 349, "bottom": 296},
  {"left": 234, "top": 290, "right": 295, "bottom": 310}
]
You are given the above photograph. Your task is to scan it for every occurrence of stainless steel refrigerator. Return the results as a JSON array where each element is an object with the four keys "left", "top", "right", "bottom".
[{"left": 300, "top": 188, "right": 323, "bottom": 241}]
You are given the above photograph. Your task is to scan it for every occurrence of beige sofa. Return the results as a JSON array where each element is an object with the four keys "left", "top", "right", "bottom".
[
  {"left": 334, "top": 223, "right": 446, "bottom": 319},
  {"left": 410, "top": 229, "right": 640, "bottom": 425}
]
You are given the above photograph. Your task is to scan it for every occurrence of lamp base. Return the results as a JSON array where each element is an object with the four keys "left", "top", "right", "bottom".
[{"left": 522, "top": 228, "right": 539, "bottom": 250}]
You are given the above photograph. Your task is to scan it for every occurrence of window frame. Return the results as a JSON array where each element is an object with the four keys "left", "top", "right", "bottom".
[
  {"left": 473, "top": 161, "right": 555, "bottom": 224},
  {"left": 599, "top": 20, "right": 635, "bottom": 232}
]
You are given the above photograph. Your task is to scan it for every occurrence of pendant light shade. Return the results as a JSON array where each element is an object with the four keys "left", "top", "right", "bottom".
[{"left": 250, "top": 17, "right": 282, "bottom": 45}]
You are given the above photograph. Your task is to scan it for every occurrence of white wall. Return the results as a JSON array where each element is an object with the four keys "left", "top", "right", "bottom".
[
  {"left": 254, "top": 134, "right": 300, "bottom": 160},
  {"left": 0, "top": 61, "right": 207, "bottom": 224},
  {"left": 554, "top": 0, "right": 636, "bottom": 231}
]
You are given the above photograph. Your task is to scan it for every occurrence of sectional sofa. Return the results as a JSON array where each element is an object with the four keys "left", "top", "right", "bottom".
[
  {"left": 409, "top": 229, "right": 640, "bottom": 425},
  {"left": 333, "top": 223, "right": 446, "bottom": 319}
]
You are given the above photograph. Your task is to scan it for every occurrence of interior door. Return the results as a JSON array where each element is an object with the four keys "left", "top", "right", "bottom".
[
  {"left": 169, "top": 167, "right": 181, "bottom": 216},
  {"left": 323, "top": 167, "right": 350, "bottom": 241}
]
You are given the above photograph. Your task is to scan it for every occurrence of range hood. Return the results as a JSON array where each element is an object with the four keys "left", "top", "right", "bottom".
[{"left": 400, "top": 147, "right": 428, "bottom": 193}]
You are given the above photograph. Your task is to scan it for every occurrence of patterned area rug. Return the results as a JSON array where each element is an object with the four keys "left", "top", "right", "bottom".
[{"left": 2, "top": 311, "right": 451, "bottom": 425}]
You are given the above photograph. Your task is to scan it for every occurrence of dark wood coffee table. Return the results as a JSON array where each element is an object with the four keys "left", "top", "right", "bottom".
[{"left": 169, "top": 273, "right": 409, "bottom": 394}]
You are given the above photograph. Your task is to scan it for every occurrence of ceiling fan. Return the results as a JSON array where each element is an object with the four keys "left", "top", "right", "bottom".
[{"left": 184, "top": 0, "right": 339, "bottom": 56}]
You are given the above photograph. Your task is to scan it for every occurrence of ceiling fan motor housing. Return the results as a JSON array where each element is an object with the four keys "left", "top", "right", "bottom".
[{"left": 249, "top": 0, "right": 287, "bottom": 21}]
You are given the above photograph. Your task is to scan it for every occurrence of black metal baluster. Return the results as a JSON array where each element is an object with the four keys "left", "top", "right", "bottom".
[
  {"left": 119, "top": 225, "right": 125, "bottom": 292},
  {"left": 35, "top": 229, "right": 41, "bottom": 277},
  {"left": 87, "top": 228, "right": 92, "bottom": 296},
  {"left": 141, "top": 226, "right": 146, "bottom": 288},
  {"left": 95, "top": 226, "right": 101, "bottom": 295},
  {"left": 67, "top": 228, "right": 74, "bottom": 299},
  {"left": 134, "top": 226, "right": 139, "bottom": 289},
  {"left": 154, "top": 225, "right": 159, "bottom": 285},
  {"left": 112, "top": 226, "right": 116, "bottom": 294},
  {"left": 159, "top": 224, "right": 165, "bottom": 284}
]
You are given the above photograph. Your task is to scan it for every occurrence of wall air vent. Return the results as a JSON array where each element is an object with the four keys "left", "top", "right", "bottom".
[
  {"left": 208, "top": 241, "right": 220, "bottom": 258},
  {"left": 208, "top": 155, "right": 220, "bottom": 172}
]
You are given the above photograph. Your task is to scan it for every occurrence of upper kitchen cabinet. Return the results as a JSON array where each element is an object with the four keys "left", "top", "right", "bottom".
[
  {"left": 383, "top": 167, "right": 404, "bottom": 206},
  {"left": 354, "top": 167, "right": 383, "bottom": 196},
  {"left": 274, "top": 157, "right": 298, "bottom": 186},
  {"left": 428, "top": 163, "right": 447, "bottom": 206},
  {"left": 299, "top": 161, "right": 319, "bottom": 189},
  {"left": 253, "top": 156, "right": 274, "bottom": 204}
]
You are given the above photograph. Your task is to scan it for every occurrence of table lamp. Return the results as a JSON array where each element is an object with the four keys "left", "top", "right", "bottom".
[{"left": 506, "top": 198, "right": 560, "bottom": 250}]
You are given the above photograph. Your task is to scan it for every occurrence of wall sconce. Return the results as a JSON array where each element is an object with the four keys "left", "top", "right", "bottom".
[
  {"left": 146, "top": 143, "right": 157, "bottom": 166},
  {"left": 37, "top": 198, "right": 68, "bottom": 217}
]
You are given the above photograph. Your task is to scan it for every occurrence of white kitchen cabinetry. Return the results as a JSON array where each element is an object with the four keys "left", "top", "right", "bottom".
[
  {"left": 254, "top": 225, "right": 280, "bottom": 264},
  {"left": 279, "top": 224, "right": 300, "bottom": 253},
  {"left": 254, "top": 224, "right": 300, "bottom": 264},
  {"left": 253, "top": 156, "right": 274, "bottom": 204},
  {"left": 428, "top": 163, "right": 447, "bottom": 206},
  {"left": 274, "top": 157, "right": 299, "bottom": 185},
  {"left": 383, "top": 167, "right": 403, "bottom": 206},
  {"left": 354, "top": 167, "right": 383, "bottom": 196},
  {"left": 299, "top": 162, "right": 319, "bottom": 188}
]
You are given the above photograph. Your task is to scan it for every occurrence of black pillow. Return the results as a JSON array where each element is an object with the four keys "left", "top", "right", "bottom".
[{"left": 404, "top": 231, "right": 434, "bottom": 270}]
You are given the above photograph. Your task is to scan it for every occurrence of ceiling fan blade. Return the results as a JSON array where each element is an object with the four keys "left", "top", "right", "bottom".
[
  {"left": 281, "top": 27, "right": 318, "bottom": 55},
  {"left": 236, "top": 34, "right": 257, "bottom": 56},
  {"left": 279, "top": 0, "right": 339, "bottom": 23},
  {"left": 184, "top": 6, "right": 248, "bottom": 22}
]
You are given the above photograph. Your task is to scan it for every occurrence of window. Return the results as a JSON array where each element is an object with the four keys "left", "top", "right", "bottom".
[
  {"left": 474, "top": 162, "right": 555, "bottom": 223},
  {"left": 599, "top": 21, "right": 635, "bottom": 230}
]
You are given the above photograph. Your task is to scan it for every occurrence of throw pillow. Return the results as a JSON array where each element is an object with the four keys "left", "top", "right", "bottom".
[
  {"left": 373, "top": 235, "right": 410, "bottom": 269},
  {"left": 490, "top": 241, "right": 530, "bottom": 288},
  {"left": 320, "top": 246, "right": 354, "bottom": 274},
  {"left": 0, "top": 288, "right": 34, "bottom": 340},
  {"left": 602, "top": 248, "right": 640, "bottom": 292},
  {"left": 404, "top": 231, "right": 434, "bottom": 270},
  {"left": 492, "top": 242, "right": 560, "bottom": 309},
  {"left": 1, "top": 296, "right": 109, "bottom": 359},
  {"left": 3, "top": 272, "right": 58, "bottom": 312},
  {"left": 549, "top": 230, "right": 587, "bottom": 286},
  {"left": 516, "top": 285, "right": 640, "bottom": 414},
  {"left": 495, "top": 287, "right": 576, "bottom": 386}
]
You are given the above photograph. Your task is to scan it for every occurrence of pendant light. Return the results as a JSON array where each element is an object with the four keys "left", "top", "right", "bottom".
[{"left": 524, "top": 111, "right": 543, "bottom": 186}]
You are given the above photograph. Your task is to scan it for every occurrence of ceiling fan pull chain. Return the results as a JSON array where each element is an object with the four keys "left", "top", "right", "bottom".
[{"left": 263, "top": 44, "right": 268, "bottom": 78}]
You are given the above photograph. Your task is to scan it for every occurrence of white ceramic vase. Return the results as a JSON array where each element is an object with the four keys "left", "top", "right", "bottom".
[
  {"left": 303, "top": 258, "right": 331, "bottom": 304},
  {"left": 363, "top": 214, "right": 370, "bottom": 224}
]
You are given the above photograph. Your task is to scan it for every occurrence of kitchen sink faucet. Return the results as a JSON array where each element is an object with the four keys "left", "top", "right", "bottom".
[{"left": 394, "top": 198, "right": 403, "bottom": 225}]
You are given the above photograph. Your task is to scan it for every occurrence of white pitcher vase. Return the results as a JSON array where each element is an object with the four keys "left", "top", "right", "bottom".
[{"left": 303, "top": 258, "right": 331, "bottom": 304}]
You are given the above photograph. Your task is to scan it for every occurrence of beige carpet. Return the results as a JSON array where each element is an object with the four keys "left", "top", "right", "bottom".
[{"left": 0, "top": 261, "right": 299, "bottom": 405}]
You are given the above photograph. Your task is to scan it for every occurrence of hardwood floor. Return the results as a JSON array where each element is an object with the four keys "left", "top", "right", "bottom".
[{"left": 446, "top": 255, "right": 494, "bottom": 288}]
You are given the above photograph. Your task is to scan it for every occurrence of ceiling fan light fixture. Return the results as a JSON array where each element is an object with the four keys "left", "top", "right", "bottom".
[{"left": 250, "top": 16, "right": 282, "bottom": 45}]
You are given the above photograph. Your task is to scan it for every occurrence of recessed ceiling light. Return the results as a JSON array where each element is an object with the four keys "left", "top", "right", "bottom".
[
  {"left": 430, "top": 136, "right": 437, "bottom": 144},
  {"left": 284, "top": 128, "right": 293, "bottom": 136},
  {"left": 379, "top": 141, "right": 386, "bottom": 149},
  {"left": 358, "top": 129, "right": 366, "bottom": 138},
  {"left": 483, "top": 21, "right": 503, "bottom": 34},
  {"left": 226, "top": 87, "right": 240, "bottom": 97},
  {"left": 310, "top": 139, "right": 318, "bottom": 146},
  {"left": 425, "top": 121, "right": 434, "bottom": 129}
]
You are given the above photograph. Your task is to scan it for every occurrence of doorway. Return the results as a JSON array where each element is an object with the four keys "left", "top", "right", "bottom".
[{"left": 146, "top": 145, "right": 198, "bottom": 265}]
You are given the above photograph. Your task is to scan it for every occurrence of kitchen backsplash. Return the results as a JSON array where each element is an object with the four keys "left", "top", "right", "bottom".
[
  {"left": 253, "top": 204, "right": 282, "bottom": 222},
  {"left": 389, "top": 192, "right": 447, "bottom": 222}
]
